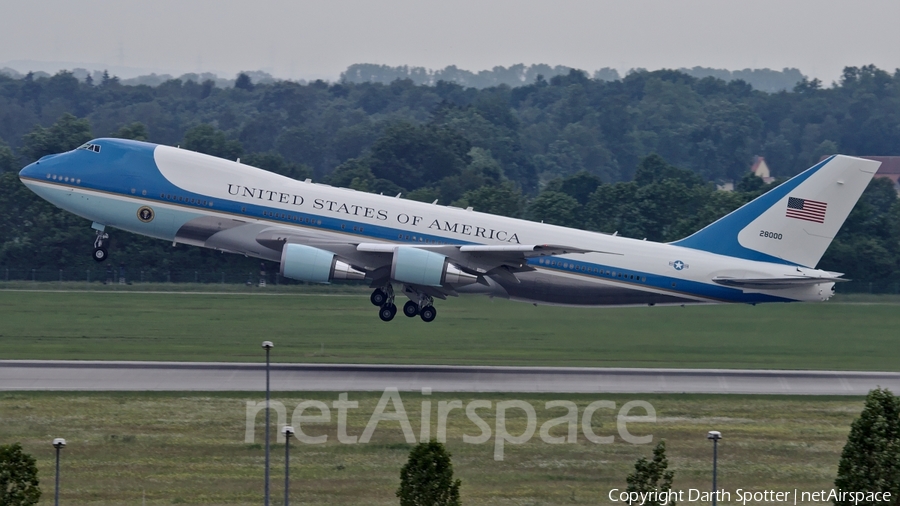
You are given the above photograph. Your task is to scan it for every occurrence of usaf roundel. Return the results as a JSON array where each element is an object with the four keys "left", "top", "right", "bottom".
[
  {"left": 672, "top": 260, "right": 685, "bottom": 270},
  {"left": 137, "top": 206, "right": 155, "bottom": 223}
]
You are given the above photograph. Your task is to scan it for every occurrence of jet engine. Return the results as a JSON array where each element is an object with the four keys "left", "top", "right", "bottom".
[
  {"left": 280, "top": 243, "right": 365, "bottom": 283},
  {"left": 391, "top": 247, "right": 478, "bottom": 287}
]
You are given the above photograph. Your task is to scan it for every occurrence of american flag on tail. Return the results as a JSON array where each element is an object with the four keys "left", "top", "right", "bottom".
[{"left": 786, "top": 197, "right": 827, "bottom": 223}]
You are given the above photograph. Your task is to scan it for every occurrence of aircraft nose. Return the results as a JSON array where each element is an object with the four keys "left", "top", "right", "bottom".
[
  {"left": 19, "top": 152, "right": 66, "bottom": 180},
  {"left": 19, "top": 161, "right": 40, "bottom": 180}
]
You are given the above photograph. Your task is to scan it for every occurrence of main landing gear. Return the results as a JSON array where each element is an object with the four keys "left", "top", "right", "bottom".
[
  {"left": 402, "top": 300, "right": 419, "bottom": 317},
  {"left": 92, "top": 229, "right": 109, "bottom": 263},
  {"left": 370, "top": 284, "right": 438, "bottom": 323},
  {"left": 419, "top": 305, "right": 437, "bottom": 323},
  {"left": 404, "top": 291, "right": 436, "bottom": 322},
  {"left": 371, "top": 284, "right": 397, "bottom": 322}
]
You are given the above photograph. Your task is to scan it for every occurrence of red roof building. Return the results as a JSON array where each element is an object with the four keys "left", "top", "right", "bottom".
[
  {"left": 750, "top": 156, "right": 775, "bottom": 184},
  {"left": 864, "top": 156, "right": 900, "bottom": 190}
]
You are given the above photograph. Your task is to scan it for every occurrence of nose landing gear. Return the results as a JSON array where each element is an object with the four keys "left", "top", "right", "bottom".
[{"left": 92, "top": 229, "right": 109, "bottom": 263}]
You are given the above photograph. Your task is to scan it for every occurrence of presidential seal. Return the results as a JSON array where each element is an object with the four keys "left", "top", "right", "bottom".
[{"left": 137, "top": 206, "right": 155, "bottom": 223}]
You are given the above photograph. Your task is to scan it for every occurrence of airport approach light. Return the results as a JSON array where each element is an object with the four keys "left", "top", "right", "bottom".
[
  {"left": 707, "top": 431, "right": 722, "bottom": 506},
  {"left": 283, "top": 426, "right": 295, "bottom": 506},
  {"left": 52, "top": 438, "right": 66, "bottom": 506},
  {"left": 262, "top": 341, "right": 274, "bottom": 506}
]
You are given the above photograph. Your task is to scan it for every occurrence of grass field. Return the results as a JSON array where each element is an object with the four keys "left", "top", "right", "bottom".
[
  {"left": 0, "top": 391, "right": 864, "bottom": 506},
  {"left": 1, "top": 287, "right": 899, "bottom": 370}
]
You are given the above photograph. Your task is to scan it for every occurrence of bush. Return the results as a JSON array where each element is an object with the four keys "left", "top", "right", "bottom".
[
  {"left": 0, "top": 442, "right": 41, "bottom": 506},
  {"left": 625, "top": 440, "right": 675, "bottom": 506},
  {"left": 397, "top": 440, "right": 461, "bottom": 506},
  {"left": 834, "top": 388, "right": 900, "bottom": 504}
]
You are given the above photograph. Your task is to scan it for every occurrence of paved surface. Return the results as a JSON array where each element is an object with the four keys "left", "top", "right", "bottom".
[{"left": 2, "top": 360, "right": 899, "bottom": 395}]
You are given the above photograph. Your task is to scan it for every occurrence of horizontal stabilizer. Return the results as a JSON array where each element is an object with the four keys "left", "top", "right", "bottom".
[{"left": 712, "top": 276, "right": 848, "bottom": 289}]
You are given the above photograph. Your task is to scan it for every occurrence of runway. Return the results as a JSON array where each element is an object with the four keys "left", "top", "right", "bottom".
[{"left": 2, "top": 360, "right": 899, "bottom": 395}]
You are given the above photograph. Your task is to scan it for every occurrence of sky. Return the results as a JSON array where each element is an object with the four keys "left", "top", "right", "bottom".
[{"left": 2, "top": 0, "right": 899, "bottom": 83}]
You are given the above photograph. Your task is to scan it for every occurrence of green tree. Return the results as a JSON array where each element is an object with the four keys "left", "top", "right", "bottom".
[
  {"left": 182, "top": 124, "right": 243, "bottom": 160},
  {"left": 111, "top": 122, "right": 149, "bottom": 141},
  {"left": 455, "top": 182, "right": 524, "bottom": 218},
  {"left": 20, "top": 113, "right": 93, "bottom": 162},
  {"left": 534, "top": 140, "right": 585, "bottom": 180},
  {"left": 234, "top": 72, "right": 254, "bottom": 91},
  {"left": 633, "top": 154, "right": 704, "bottom": 188},
  {"left": 586, "top": 183, "right": 647, "bottom": 237},
  {"left": 275, "top": 126, "right": 324, "bottom": 171},
  {"left": 735, "top": 171, "right": 766, "bottom": 193},
  {"left": 527, "top": 191, "right": 580, "bottom": 227},
  {"left": 585, "top": 155, "right": 714, "bottom": 240},
  {"left": 0, "top": 443, "right": 41, "bottom": 506},
  {"left": 0, "top": 138, "right": 16, "bottom": 172},
  {"left": 242, "top": 151, "right": 312, "bottom": 180},
  {"left": 544, "top": 171, "right": 602, "bottom": 205},
  {"left": 667, "top": 189, "right": 748, "bottom": 240},
  {"left": 397, "top": 441, "right": 461, "bottom": 506},
  {"left": 625, "top": 440, "right": 675, "bottom": 506},
  {"left": 834, "top": 388, "right": 900, "bottom": 505},
  {"left": 368, "top": 122, "right": 471, "bottom": 190},
  {"left": 430, "top": 148, "right": 506, "bottom": 204},
  {"left": 327, "top": 158, "right": 401, "bottom": 195}
]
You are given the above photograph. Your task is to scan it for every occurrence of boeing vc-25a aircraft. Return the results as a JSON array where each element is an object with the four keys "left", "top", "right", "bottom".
[{"left": 18, "top": 139, "right": 880, "bottom": 322}]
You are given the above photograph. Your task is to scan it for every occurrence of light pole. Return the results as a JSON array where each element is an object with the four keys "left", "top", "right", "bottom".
[
  {"left": 52, "top": 438, "right": 66, "bottom": 506},
  {"left": 707, "top": 431, "right": 722, "bottom": 506},
  {"left": 282, "top": 426, "right": 295, "bottom": 506},
  {"left": 262, "top": 341, "right": 274, "bottom": 506}
]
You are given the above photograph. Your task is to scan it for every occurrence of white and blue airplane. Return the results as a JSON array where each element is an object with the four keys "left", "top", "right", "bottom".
[{"left": 18, "top": 139, "right": 879, "bottom": 322}]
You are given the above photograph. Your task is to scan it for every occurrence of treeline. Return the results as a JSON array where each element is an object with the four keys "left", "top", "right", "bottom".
[
  {"left": 342, "top": 63, "right": 804, "bottom": 93},
  {"left": 2, "top": 63, "right": 805, "bottom": 93},
  {"left": 341, "top": 63, "right": 618, "bottom": 88},
  {"left": 0, "top": 65, "right": 898, "bottom": 288}
]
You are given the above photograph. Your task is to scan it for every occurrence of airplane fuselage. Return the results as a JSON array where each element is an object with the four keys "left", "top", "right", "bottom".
[{"left": 18, "top": 139, "right": 841, "bottom": 309}]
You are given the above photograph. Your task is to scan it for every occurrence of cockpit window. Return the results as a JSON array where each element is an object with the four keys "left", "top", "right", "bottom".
[{"left": 76, "top": 143, "right": 101, "bottom": 153}]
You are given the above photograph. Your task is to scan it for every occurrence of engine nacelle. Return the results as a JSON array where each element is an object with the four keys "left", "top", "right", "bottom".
[
  {"left": 280, "top": 243, "right": 365, "bottom": 283},
  {"left": 391, "top": 247, "right": 478, "bottom": 287}
]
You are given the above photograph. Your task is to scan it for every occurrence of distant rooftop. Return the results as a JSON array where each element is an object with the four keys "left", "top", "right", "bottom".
[
  {"left": 819, "top": 155, "right": 900, "bottom": 174},
  {"left": 861, "top": 156, "right": 900, "bottom": 175},
  {"left": 834, "top": 156, "right": 900, "bottom": 191}
]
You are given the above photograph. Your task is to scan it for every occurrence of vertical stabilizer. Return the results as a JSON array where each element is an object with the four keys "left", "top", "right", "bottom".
[{"left": 673, "top": 155, "right": 880, "bottom": 267}]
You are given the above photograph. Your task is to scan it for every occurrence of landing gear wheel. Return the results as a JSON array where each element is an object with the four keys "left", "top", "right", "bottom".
[
  {"left": 379, "top": 303, "right": 397, "bottom": 322},
  {"left": 370, "top": 289, "right": 387, "bottom": 306},
  {"left": 403, "top": 300, "right": 419, "bottom": 317},
  {"left": 92, "top": 247, "right": 109, "bottom": 263},
  {"left": 92, "top": 229, "right": 109, "bottom": 262},
  {"left": 419, "top": 306, "right": 437, "bottom": 323}
]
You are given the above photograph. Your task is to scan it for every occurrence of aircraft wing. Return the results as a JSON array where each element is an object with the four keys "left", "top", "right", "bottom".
[
  {"left": 254, "top": 226, "right": 616, "bottom": 288},
  {"left": 712, "top": 276, "right": 848, "bottom": 289},
  {"left": 354, "top": 242, "right": 618, "bottom": 286},
  {"left": 355, "top": 242, "right": 615, "bottom": 271}
]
